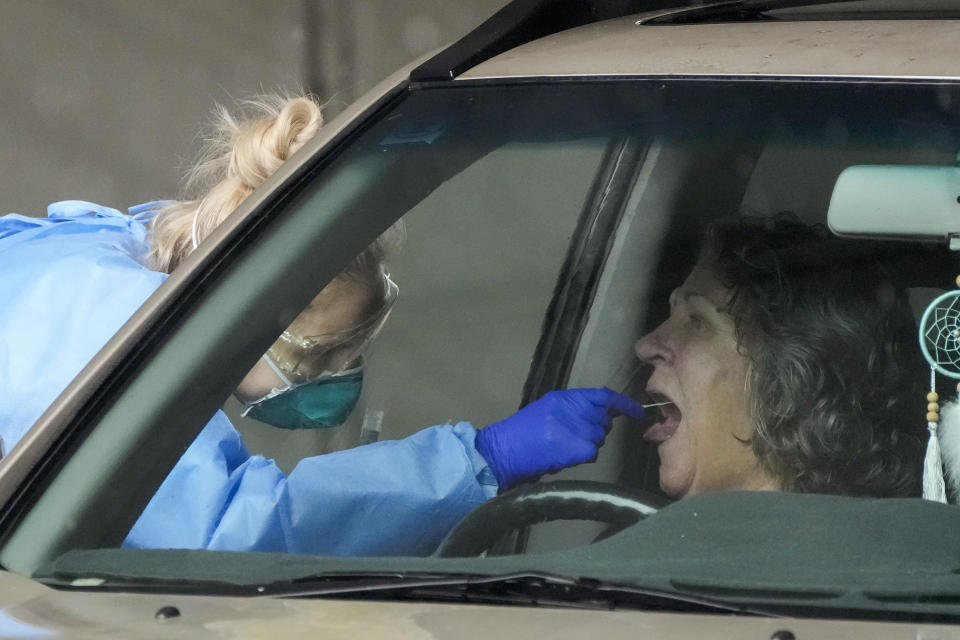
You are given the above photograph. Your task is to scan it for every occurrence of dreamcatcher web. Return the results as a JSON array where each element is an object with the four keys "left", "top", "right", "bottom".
[{"left": 920, "top": 290, "right": 960, "bottom": 380}]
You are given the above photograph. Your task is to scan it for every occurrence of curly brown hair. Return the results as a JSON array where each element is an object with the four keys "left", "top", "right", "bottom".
[{"left": 703, "top": 215, "right": 925, "bottom": 497}]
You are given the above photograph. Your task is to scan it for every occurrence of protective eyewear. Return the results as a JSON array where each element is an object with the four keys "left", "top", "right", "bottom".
[{"left": 265, "top": 272, "right": 398, "bottom": 386}]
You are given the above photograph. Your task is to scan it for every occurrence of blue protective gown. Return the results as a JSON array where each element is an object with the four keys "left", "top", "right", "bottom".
[{"left": 0, "top": 201, "right": 497, "bottom": 556}]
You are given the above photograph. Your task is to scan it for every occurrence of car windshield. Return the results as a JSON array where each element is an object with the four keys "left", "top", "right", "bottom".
[
  {"left": 767, "top": 0, "right": 960, "bottom": 19},
  {"left": 5, "top": 78, "right": 960, "bottom": 623}
]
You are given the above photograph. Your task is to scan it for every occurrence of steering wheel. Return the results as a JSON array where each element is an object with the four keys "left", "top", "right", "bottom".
[{"left": 436, "top": 480, "right": 669, "bottom": 558}]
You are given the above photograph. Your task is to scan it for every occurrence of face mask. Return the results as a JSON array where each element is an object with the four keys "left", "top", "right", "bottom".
[{"left": 242, "top": 367, "right": 363, "bottom": 430}]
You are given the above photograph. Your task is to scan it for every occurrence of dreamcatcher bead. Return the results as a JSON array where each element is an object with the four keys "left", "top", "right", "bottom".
[
  {"left": 928, "top": 391, "right": 940, "bottom": 402},
  {"left": 928, "top": 411, "right": 941, "bottom": 422},
  {"left": 955, "top": 274, "right": 960, "bottom": 288},
  {"left": 929, "top": 402, "right": 940, "bottom": 412}
]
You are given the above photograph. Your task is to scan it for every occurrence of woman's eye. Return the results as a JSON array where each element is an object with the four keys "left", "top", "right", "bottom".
[{"left": 688, "top": 314, "right": 705, "bottom": 330}]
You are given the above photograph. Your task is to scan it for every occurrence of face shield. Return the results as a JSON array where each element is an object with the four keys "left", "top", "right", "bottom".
[{"left": 238, "top": 272, "right": 399, "bottom": 429}]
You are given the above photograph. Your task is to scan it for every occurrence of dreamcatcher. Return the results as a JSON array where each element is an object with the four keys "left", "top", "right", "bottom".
[{"left": 918, "top": 278, "right": 960, "bottom": 503}]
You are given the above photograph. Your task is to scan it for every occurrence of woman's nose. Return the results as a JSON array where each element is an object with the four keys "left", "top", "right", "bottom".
[{"left": 634, "top": 322, "right": 671, "bottom": 365}]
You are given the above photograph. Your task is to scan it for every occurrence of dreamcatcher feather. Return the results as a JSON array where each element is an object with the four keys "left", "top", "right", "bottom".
[{"left": 940, "top": 400, "right": 960, "bottom": 499}]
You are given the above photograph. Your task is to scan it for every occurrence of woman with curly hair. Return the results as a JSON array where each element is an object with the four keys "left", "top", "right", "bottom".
[{"left": 636, "top": 215, "right": 924, "bottom": 499}]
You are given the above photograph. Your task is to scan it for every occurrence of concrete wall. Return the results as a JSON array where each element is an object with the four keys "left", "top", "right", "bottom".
[{"left": 0, "top": 1, "right": 507, "bottom": 217}]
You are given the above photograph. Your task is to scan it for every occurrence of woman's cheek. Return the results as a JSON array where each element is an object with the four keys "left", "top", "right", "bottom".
[{"left": 657, "top": 420, "right": 697, "bottom": 498}]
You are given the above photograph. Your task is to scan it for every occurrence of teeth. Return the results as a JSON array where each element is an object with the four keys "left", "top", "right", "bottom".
[
  {"left": 645, "top": 404, "right": 670, "bottom": 424},
  {"left": 639, "top": 390, "right": 669, "bottom": 405}
]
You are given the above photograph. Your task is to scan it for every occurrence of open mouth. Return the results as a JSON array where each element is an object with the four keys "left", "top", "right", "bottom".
[
  {"left": 638, "top": 390, "right": 670, "bottom": 420},
  {"left": 640, "top": 390, "right": 681, "bottom": 443}
]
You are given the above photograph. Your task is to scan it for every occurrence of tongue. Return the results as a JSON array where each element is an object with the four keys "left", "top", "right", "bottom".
[{"left": 642, "top": 405, "right": 680, "bottom": 442}]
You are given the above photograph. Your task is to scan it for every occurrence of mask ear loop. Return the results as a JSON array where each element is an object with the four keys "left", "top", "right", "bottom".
[
  {"left": 262, "top": 352, "right": 295, "bottom": 390},
  {"left": 239, "top": 354, "right": 297, "bottom": 417}
]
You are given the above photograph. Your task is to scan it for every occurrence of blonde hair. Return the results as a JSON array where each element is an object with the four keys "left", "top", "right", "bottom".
[
  {"left": 148, "top": 93, "right": 402, "bottom": 338},
  {"left": 149, "top": 94, "right": 324, "bottom": 273}
]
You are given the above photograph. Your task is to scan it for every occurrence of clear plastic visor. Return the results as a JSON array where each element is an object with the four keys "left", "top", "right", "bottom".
[{"left": 265, "top": 272, "right": 398, "bottom": 386}]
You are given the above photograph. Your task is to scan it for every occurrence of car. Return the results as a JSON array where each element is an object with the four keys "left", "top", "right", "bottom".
[{"left": 2, "top": 0, "right": 960, "bottom": 636}]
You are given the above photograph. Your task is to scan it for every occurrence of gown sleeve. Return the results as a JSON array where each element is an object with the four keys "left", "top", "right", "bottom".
[
  {"left": 123, "top": 416, "right": 499, "bottom": 556},
  {"left": 0, "top": 201, "right": 166, "bottom": 452},
  {"left": 0, "top": 200, "right": 500, "bottom": 557}
]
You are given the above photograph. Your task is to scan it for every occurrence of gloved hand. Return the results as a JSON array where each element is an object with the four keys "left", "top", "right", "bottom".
[{"left": 474, "top": 387, "right": 645, "bottom": 490}]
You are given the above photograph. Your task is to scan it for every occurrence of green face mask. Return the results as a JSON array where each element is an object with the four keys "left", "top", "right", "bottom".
[{"left": 243, "top": 368, "right": 363, "bottom": 430}]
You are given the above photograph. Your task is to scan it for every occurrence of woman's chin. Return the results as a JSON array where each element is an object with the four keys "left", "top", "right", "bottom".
[{"left": 657, "top": 466, "right": 692, "bottom": 499}]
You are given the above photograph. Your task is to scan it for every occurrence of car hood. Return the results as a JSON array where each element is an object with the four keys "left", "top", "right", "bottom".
[{"left": 0, "top": 567, "right": 956, "bottom": 639}]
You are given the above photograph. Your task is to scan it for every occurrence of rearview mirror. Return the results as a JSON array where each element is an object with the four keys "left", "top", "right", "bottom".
[{"left": 827, "top": 165, "right": 960, "bottom": 245}]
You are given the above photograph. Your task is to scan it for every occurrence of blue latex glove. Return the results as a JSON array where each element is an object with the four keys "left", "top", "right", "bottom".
[{"left": 474, "top": 387, "right": 646, "bottom": 490}]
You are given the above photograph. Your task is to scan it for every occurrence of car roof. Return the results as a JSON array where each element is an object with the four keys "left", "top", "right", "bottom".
[{"left": 459, "top": 14, "right": 960, "bottom": 80}]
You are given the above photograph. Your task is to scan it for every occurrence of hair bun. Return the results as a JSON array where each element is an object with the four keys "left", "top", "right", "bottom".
[
  {"left": 149, "top": 94, "right": 324, "bottom": 273},
  {"left": 228, "top": 97, "right": 323, "bottom": 190}
]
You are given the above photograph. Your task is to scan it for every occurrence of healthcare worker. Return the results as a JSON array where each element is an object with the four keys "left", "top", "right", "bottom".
[{"left": 0, "top": 95, "right": 644, "bottom": 557}]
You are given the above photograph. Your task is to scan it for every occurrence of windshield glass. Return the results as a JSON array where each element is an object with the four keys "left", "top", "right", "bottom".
[
  {"left": 768, "top": 0, "right": 960, "bottom": 19},
  {"left": 6, "top": 78, "right": 960, "bottom": 622}
]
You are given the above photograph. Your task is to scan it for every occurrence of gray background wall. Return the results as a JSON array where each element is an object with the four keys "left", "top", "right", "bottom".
[{"left": 0, "top": 1, "right": 508, "bottom": 217}]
